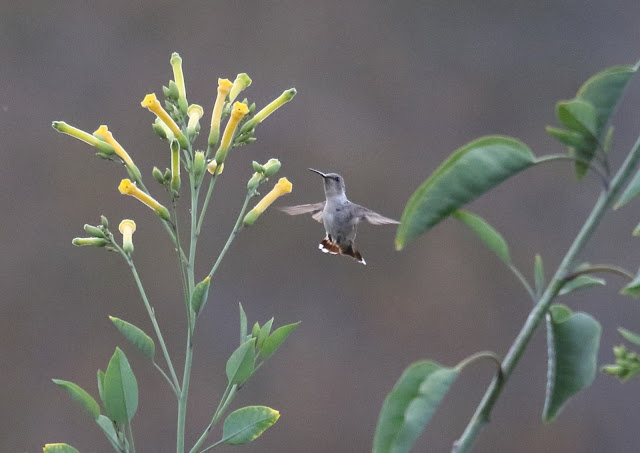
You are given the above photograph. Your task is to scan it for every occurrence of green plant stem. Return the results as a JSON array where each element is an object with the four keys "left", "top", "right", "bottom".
[
  {"left": 535, "top": 154, "right": 610, "bottom": 188},
  {"left": 171, "top": 198, "right": 191, "bottom": 317},
  {"left": 207, "top": 192, "right": 253, "bottom": 278},
  {"left": 125, "top": 256, "right": 181, "bottom": 393},
  {"left": 189, "top": 384, "right": 238, "bottom": 453},
  {"left": 196, "top": 175, "right": 218, "bottom": 235},
  {"left": 126, "top": 423, "right": 136, "bottom": 453},
  {"left": 452, "top": 135, "right": 640, "bottom": 453},
  {"left": 507, "top": 263, "right": 536, "bottom": 303}
]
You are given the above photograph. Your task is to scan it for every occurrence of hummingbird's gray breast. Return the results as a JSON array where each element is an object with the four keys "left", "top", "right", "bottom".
[{"left": 323, "top": 199, "right": 357, "bottom": 245}]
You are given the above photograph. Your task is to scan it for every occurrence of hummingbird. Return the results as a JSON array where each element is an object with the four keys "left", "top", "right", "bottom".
[{"left": 280, "top": 168, "right": 399, "bottom": 265}]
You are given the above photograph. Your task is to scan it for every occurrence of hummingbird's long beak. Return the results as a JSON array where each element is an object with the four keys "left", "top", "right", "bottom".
[{"left": 308, "top": 168, "right": 327, "bottom": 178}]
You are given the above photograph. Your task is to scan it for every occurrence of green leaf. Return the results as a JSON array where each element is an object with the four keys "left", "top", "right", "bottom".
[
  {"left": 43, "top": 444, "right": 79, "bottom": 453},
  {"left": 452, "top": 210, "right": 510, "bottom": 264},
  {"left": 545, "top": 126, "right": 594, "bottom": 150},
  {"left": 221, "top": 406, "right": 280, "bottom": 445},
  {"left": 558, "top": 275, "right": 606, "bottom": 296},
  {"left": 543, "top": 307, "right": 601, "bottom": 422},
  {"left": 256, "top": 318, "right": 274, "bottom": 349},
  {"left": 103, "top": 347, "right": 138, "bottom": 424},
  {"left": 260, "top": 322, "right": 300, "bottom": 359},
  {"left": 534, "top": 254, "right": 545, "bottom": 296},
  {"left": 97, "top": 369, "right": 105, "bottom": 405},
  {"left": 556, "top": 99, "right": 599, "bottom": 139},
  {"left": 620, "top": 270, "right": 640, "bottom": 298},
  {"left": 618, "top": 327, "right": 640, "bottom": 346},
  {"left": 109, "top": 316, "right": 155, "bottom": 361},
  {"left": 396, "top": 136, "right": 535, "bottom": 250},
  {"left": 52, "top": 379, "right": 100, "bottom": 421},
  {"left": 226, "top": 338, "right": 256, "bottom": 386},
  {"left": 239, "top": 302, "right": 248, "bottom": 344},
  {"left": 96, "top": 415, "right": 122, "bottom": 451},
  {"left": 576, "top": 64, "right": 638, "bottom": 137},
  {"left": 190, "top": 276, "right": 211, "bottom": 319},
  {"left": 615, "top": 168, "right": 640, "bottom": 209},
  {"left": 373, "top": 360, "right": 458, "bottom": 453}
]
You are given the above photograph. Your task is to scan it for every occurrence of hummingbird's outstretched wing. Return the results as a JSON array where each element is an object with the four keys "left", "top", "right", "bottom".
[
  {"left": 353, "top": 205, "right": 400, "bottom": 225},
  {"left": 280, "top": 202, "right": 326, "bottom": 223}
]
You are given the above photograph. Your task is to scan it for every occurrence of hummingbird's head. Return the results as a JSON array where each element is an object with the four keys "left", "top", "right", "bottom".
[{"left": 308, "top": 168, "right": 346, "bottom": 198}]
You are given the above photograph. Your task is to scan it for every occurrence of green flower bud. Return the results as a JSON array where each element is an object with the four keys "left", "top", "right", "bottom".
[
  {"left": 84, "top": 224, "right": 105, "bottom": 238},
  {"left": 262, "top": 158, "right": 281, "bottom": 177},
  {"left": 101, "top": 215, "right": 109, "bottom": 228},
  {"left": 170, "top": 138, "right": 181, "bottom": 192},
  {"left": 170, "top": 52, "right": 188, "bottom": 115},
  {"left": 152, "top": 122, "right": 168, "bottom": 140},
  {"left": 193, "top": 151, "right": 206, "bottom": 181},
  {"left": 247, "top": 172, "right": 262, "bottom": 191},
  {"left": 72, "top": 237, "right": 109, "bottom": 247},
  {"left": 228, "top": 73, "right": 252, "bottom": 103},
  {"left": 162, "top": 85, "right": 171, "bottom": 98},
  {"left": 167, "top": 80, "right": 180, "bottom": 101},
  {"left": 190, "top": 276, "right": 211, "bottom": 319},
  {"left": 152, "top": 166, "right": 165, "bottom": 184},
  {"left": 252, "top": 161, "right": 264, "bottom": 173}
]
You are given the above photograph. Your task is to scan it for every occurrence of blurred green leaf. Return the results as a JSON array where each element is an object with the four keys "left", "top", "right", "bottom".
[
  {"left": 190, "top": 276, "right": 211, "bottom": 319},
  {"left": 616, "top": 169, "right": 640, "bottom": 209},
  {"left": 221, "top": 406, "right": 280, "bottom": 445},
  {"left": 239, "top": 302, "right": 248, "bottom": 344},
  {"left": 557, "top": 99, "right": 599, "bottom": 138},
  {"left": 109, "top": 316, "right": 155, "bottom": 360},
  {"left": 226, "top": 338, "right": 256, "bottom": 386},
  {"left": 558, "top": 275, "right": 606, "bottom": 296},
  {"left": 545, "top": 126, "right": 594, "bottom": 150},
  {"left": 453, "top": 210, "right": 510, "bottom": 264},
  {"left": 373, "top": 360, "right": 458, "bottom": 453},
  {"left": 103, "top": 347, "right": 138, "bottom": 424},
  {"left": 620, "top": 270, "right": 640, "bottom": 298},
  {"left": 543, "top": 307, "right": 601, "bottom": 422},
  {"left": 396, "top": 136, "right": 535, "bottom": 250},
  {"left": 52, "top": 379, "right": 100, "bottom": 421},
  {"left": 97, "top": 369, "right": 105, "bottom": 405},
  {"left": 43, "top": 444, "right": 79, "bottom": 453},
  {"left": 260, "top": 322, "right": 300, "bottom": 359},
  {"left": 619, "top": 327, "right": 640, "bottom": 346}
]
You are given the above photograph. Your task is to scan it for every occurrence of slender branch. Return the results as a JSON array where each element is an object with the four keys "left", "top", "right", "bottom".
[
  {"left": 455, "top": 351, "right": 503, "bottom": 378},
  {"left": 452, "top": 133, "right": 640, "bottom": 453},
  {"left": 507, "top": 263, "right": 536, "bottom": 303},
  {"left": 123, "top": 256, "right": 181, "bottom": 393},
  {"left": 208, "top": 192, "right": 253, "bottom": 278},
  {"left": 153, "top": 361, "right": 179, "bottom": 397},
  {"left": 196, "top": 175, "right": 218, "bottom": 236},
  {"left": 190, "top": 385, "right": 238, "bottom": 453}
]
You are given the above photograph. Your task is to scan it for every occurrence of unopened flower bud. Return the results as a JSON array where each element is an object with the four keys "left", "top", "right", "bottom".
[
  {"left": 240, "top": 88, "right": 296, "bottom": 134},
  {"left": 262, "top": 158, "right": 281, "bottom": 177},
  {"left": 72, "top": 237, "right": 109, "bottom": 247},
  {"left": 228, "top": 73, "right": 252, "bottom": 103},
  {"left": 84, "top": 224, "right": 105, "bottom": 238},
  {"left": 170, "top": 52, "right": 188, "bottom": 115}
]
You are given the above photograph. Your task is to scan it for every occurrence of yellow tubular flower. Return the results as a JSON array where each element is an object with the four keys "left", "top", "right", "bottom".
[
  {"left": 240, "top": 88, "right": 297, "bottom": 133},
  {"left": 118, "top": 219, "right": 136, "bottom": 254},
  {"left": 208, "top": 78, "right": 233, "bottom": 148},
  {"left": 213, "top": 102, "right": 250, "bottom": 165},
  {"left": 243, "top": 177, "right": 293, "bottom": 227},
  {"left": 93, "top": 125, "right": 141, "bottom": 180},
  {"left": 51, "top": 121, "right": 115, "bottom": 155},
  {"left": 140, "top": 93, "right": 189, "bottom": 149},
  {"left": 228, "top": 73, "right": 252, "bottom": 103},
  {"left": 187, "top": 104, "right": 204, "bottom": 137},
  {"left": 118, "top": 179, "right": 171, "bottom": 221},
  {"left": 170, "top": 52, "right": 188, "bottom": 115}
]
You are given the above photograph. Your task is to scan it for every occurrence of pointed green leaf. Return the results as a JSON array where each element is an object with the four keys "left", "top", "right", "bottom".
[
  {"left": 261, "top": 322, "right": 300, "bottom": 359},
  {"left": 103, "top": 347, "right": 138, "bottom": 424},
  {"left": 620, "top": 270, "right": 640, "bottom": 298},
  {"left": 396, "top": 136, "right": 535, "bottom": 250},
  {"left": 221, "top": 406, "right": 280, "bottom": 445},
  {"left": 52, "top": 379, "right": 100, "bottom": 421},
  {"left": 256, "top": 318, "right": 274, "bottom": 349},
  {"left": 373, "top": 360, "right": 458, "bottom": 453},
  {"left": 618, "top": 327, "right": 640, "bottom": 346},
  {"left": 239, "top": 302, "right": 248, "bottom": 344},
  {"left": 97, "top": 369, "right": 105, "bottom": 405},
  {"left": 545, "top": 126, "right": 594, "bottom": 150},
  {"left": 43, "top": 444, "right": 79, "bottom": 453},
  {"left": 543, "top": 307, "right": 601, "bottom": 422},
  {"left": 226, "top": 338, "right": 256, "bottom": 386},
  {"left": 534, "top": 254, "right": 545, "bottom": 296},
  {"left": 452, "top": 210, "right": 510, "bottom": 264},
  {"left": 556, "top": 99, "right": 599, "bottom": 139},
  {"left": 558, "top": 275, "right": 606, "bottom": 296},
  {"left": 96, "top": 415, "right": 122, "bottom": 451},
  {"left": 576, "top": 64, "right": 637, "bottom": 136},
  {"left": 109, "top": 316, "right": 155, "bottom": 360},
  {"left": 252, "top": 322, "right": 260, "bottom": 338}
]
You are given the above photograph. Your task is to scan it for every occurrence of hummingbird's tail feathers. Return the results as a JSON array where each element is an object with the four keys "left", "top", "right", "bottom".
[
  {"left": 320, "top": 237, "right": 366, "bottom": 265},
  {"left": 279, "top": 202, "right": 325, "bottom": 223}
]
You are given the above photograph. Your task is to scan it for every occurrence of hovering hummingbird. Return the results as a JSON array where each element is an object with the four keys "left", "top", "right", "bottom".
[{"left": 280, "top": 168, "right": 399, "bottom": 265}]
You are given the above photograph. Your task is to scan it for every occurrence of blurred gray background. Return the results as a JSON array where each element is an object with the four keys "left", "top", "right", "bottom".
[{"left": 2, "top": 1, "right": 640, "bottom": 451}]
